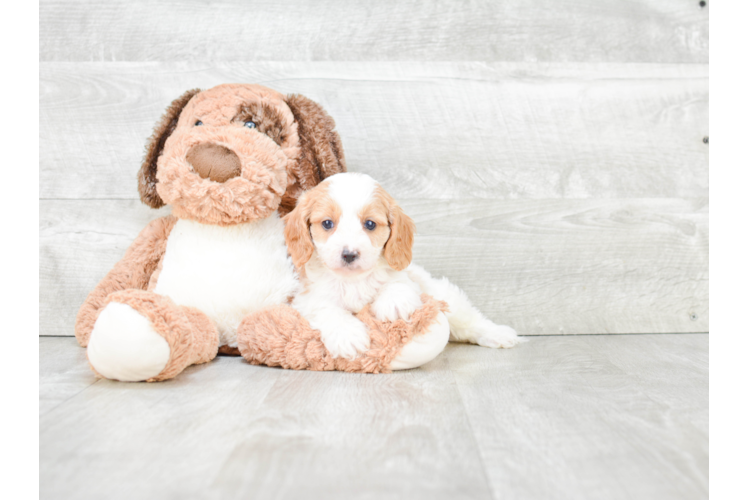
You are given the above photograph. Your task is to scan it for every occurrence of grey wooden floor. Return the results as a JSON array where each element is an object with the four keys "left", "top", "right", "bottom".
[{"left": 40, "top": 335, "right": 707, "bottom": 500}]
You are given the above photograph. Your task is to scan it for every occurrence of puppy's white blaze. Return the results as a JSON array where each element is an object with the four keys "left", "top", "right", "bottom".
[
  {"left": 315, "top": 173, "right": 382, "bottom": 273},
  {"left": 325, "top": 172, "right": 378, "bottom": 213}
]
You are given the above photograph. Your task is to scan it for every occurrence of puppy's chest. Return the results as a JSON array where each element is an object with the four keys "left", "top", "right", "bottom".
[
  {"left": 337, "top": 281, "right": 379, "bottom": 312},
  {"left": 153, "top": 215, "right": 299, "bottom": 345},
  {"left": 311, "top": 272, "right": 387, "bottom": 313}
]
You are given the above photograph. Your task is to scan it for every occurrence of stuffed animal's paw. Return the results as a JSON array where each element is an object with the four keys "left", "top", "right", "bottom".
[
  {"left": 371, "top": 284, "right": 423, "bottom": 322},
  {"left": 87, "top": 302, "right": 171, "bottom": 381},
  {"left": 475, "top": 324, "right": 525, "bottom": 349}
]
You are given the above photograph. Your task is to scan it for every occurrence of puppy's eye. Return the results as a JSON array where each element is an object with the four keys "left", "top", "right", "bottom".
[
  {"left": 244, "top": 121, "right": 257, "bottom": 129},
  {"left": 195, "top": 120, "right": 203, "bottom": 126},
  {"left": 321, "top": 220, "right": 334, "bottom": 230},
  {"left": 364, "top": 220, "right": 376, "bottom": 231}
]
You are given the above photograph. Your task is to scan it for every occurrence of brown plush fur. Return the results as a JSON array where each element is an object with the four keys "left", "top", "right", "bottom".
[
  {"left": 280, "top": 94, "right": 347, "bottom": 215},
  {"left": 75, "top": 216, "right": 177, "bottom": 347},
  {"left": 96, "top": 290, "right": 219, "bottom": 382},
  {"left": 237, "top": 294, "right": 448, "bottom": 374},
  {"left": 217, "top": 346, "right": 242, "bottom": 356},
  {"left": 140, "top": 89, "right": 201, "bottom": 209},
  {"left": 235, "top": 101, "right": 291, "bottom": 147},
  {"left": 156, "top": 123, "right": 289, "bottom": 225}
]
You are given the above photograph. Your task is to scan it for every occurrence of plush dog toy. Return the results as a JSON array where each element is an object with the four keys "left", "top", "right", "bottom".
[{"left": 75, "top": 83, "right": 451, "bottom": 381}]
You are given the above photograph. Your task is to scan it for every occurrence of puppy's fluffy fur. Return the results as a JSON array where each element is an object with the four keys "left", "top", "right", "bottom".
[{"left": 284, "top": 173, "right": 522, "bottom": 360}]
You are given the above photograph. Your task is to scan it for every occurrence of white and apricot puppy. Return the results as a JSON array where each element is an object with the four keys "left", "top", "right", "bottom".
[
  {"left": 284, "top": 172, "right": 522, "bottom": 361},
  {"left": 284, "top": 173, "right": 422, "bottom": 359}
]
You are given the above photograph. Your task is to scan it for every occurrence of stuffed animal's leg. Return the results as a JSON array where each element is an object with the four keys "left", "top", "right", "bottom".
[
  {"left": 86, "top": 290, "right": 219, "bottom": 382},
  {"left": 406, "top": 264, "right": 524, "bottom": 348},
  {"left": 236, "top": 304, "right": 337, "bottom": 371}
]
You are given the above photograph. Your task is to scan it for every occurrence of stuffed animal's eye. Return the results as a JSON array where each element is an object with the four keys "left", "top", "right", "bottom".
[
  {"left": 244, "top": 121, "right": 257, "bottom": 129},
  {"left": 195, "top": 120, "right": 203, "bottom": 126},
  {"left": 322, "top": 220, "right": 334, "bottom": 230},
  {"left": 364, "top": 220, "right": 376, "bottom": 231}
]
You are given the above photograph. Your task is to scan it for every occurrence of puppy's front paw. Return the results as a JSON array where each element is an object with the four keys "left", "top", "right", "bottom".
[
  {"left": 476, "top": 324, "right": 525, "bottom": 349},
  {"left": 371, "top": 285, "right": 422, "bottom": 322},
  {"left": 319, "top": 317, "right": 371, "bottom": 360}
]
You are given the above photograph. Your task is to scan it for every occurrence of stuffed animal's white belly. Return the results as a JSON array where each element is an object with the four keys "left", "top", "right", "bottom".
[{"left": 154, "top": 214, "right": 300, "bottom": 347}]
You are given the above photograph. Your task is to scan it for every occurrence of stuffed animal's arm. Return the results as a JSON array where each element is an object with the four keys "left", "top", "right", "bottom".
[{"left": 74, "top": 215, "right": 177, "bottom": 347}]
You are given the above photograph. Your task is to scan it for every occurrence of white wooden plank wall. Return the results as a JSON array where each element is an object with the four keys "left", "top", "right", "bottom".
[{"left": 39, "top": 2, "right": 709, "bottom": 337}]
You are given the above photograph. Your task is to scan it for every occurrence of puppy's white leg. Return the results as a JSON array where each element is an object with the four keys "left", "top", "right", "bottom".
[
  {"left": 371, "top": 282, "right": 423, "bottom": 322},
  {"left": 303, "top": 307, "right": 371, "bottom": 360},
  {"left": 406, "top": 264, "right": 524, "bottom": 348}
]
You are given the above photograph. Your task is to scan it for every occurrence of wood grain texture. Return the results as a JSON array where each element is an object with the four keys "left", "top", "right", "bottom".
[
  {"left": 40, "top": 338, "right": 492, "bottom": 500},
  {"left": 40, "top": 62, "right": 709, "bottom": 201},
  {"left": 39, "top": 0, "right": 708, "bottom": 63},
  {"left": 448, "top": 334, "right": 708, "bottom": 500},
  {"left": 40, "top": 197, "right": 707, "bottom": 337},
  {"left": 39, "top": 336, "right": 99, "bottom": 417},
  {"left": 405, "top": 197, "right": 708, "bottom": 335},
  {"left": 40, "top": 201, "right": 170, "bottom": 337},
  {"left": 39, "top": 335, "right": 708, "bottom": 500}
]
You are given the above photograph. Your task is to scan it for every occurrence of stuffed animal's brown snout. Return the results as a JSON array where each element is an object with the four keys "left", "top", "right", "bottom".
[{"left": 186, "top": 143, "right": 241, "bottom": 183}]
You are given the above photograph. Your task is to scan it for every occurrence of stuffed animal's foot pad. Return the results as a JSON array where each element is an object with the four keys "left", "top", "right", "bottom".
[
  {"left": 390, "top": 311, "right": 450, "bottom": 370},
  {"left": 476, "top": 324, "right": 525, "bottom": 349},
  {"left": 87, "top": 302, "right": 171, "bottom": 382}
]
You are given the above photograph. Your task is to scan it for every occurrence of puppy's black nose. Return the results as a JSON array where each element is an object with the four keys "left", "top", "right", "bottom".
[{"left": 341, "top": 249, "right": 359, "bottom": 264}]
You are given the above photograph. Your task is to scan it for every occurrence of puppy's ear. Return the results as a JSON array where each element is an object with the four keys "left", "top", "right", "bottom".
[
  {"left": 283, "top": 193, "right": 315, "bottom": 269},
  {"left": 138, "top": 88, "right": 201, "bottom": 208},
  {"left": 284, "top": 94, "right": 347, "bottom": 191},
  {"left": 384, "top": 203, "right": 416, "bottom": 272}
]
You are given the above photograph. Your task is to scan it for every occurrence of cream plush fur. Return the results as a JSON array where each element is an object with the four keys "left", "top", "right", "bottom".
[
  {"left": 87, "top": 303, "right": 171, "bottom": 382},
  {"left": 153, "top": 215, "right": 300, "bottom": 348}
]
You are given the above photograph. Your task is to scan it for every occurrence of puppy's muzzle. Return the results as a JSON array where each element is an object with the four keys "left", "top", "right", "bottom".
[
  {"left": 341, "top": 249, "right": 359, "bottom": 264},
  {"left": 186, "top": 143, "right": 241, "bottom": 183}
]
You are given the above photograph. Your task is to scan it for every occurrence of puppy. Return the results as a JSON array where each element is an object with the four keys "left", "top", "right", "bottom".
[{"left": 284, "top": 172, "right": 522, "bottom": 360}]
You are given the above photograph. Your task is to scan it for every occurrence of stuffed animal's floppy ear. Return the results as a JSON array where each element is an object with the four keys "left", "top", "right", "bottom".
[
  {"left": 138, "top": 88, "right": 201, "bottom": 208},
  {"left": 384, "top": 203, "right": 416, "bottom": 271},
  {"left": 283, "top": 193, "right": 316, "bottom": 269},
  {"left": 285, "top": 94, "right": 347, "bottom": 190}
]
